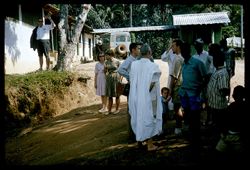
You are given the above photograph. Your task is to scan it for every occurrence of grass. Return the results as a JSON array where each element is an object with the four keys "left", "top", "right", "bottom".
[
  {"left": 5, "top": 71, "right": 75, "bottom": 94},
  {"left": 4, "top": 70, "right": 88, "bottom": 136}
]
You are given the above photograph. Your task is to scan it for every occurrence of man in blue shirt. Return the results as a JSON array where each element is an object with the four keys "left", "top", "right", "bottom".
[
  {"left": 118, "top": 42, "right": 142, "bottom": 143},
  {"left": 178, "top": 42, "right": 208, "bottom": 160}
]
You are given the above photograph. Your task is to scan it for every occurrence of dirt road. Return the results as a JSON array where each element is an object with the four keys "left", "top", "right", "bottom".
[
  {"left": 3, "top": 103, "right": 211, "bottom": 166},
  {"left": 4, "top": 59, "right": 245, "bottom": 166}
]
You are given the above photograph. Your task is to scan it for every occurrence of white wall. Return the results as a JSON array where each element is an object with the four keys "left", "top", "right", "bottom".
[
  {"left": 83, "top": 33, "right": 93, "bottom": 61},
  {"left": 5, "top": 18, "right": 41, "bottom": 74},
  {"left": 5, "top": 18, "right": 94, "bottom": 74}
]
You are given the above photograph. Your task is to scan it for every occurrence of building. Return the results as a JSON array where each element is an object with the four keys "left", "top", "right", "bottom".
[
  {"left": 5, "top": 4, "right": 94, "bottom": 74},
  {"left": 172, "top": 11, "right": 231, "bottom": 54}
]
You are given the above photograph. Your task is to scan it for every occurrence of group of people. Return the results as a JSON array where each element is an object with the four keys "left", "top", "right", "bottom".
[
  {"left": 94, "top": 38, "right": 246, "bottom": 158},
  {"left": 94, "top": 42, "right": 162, "bottom": 151},
  {"left": 94, "top": 49, "right": 122, "bottom": 115},
  {"left": 30, "top": 13, "right": 246, "bottom": 160},
  {"left": 162, "top": 38, "right": 247, "bottom": 160}
]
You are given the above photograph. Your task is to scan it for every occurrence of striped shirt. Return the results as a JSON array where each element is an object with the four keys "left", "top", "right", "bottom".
[{"left": 207, "top": 66, "right": 230, "bottom": 109}]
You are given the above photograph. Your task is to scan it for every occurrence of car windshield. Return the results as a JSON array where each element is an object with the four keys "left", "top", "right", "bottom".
[{"left": 116, "top": 35, "right": 126, "bottom": 42}]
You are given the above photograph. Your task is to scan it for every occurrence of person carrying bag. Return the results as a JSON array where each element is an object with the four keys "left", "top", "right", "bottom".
[{"left": 116, "top": 76, "right": 130, "bottom": 96}]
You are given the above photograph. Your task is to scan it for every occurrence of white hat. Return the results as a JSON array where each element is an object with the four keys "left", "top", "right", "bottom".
[{"left": 195, "top": 38, "right": 204, "bottom": 44}]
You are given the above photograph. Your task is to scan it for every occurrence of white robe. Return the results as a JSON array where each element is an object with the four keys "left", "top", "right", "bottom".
[{"left": 128, "top": 58, "right": 163, "bottom": 142}]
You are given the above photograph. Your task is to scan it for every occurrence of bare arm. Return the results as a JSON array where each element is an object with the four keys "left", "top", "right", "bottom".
[
  {"left": 168, "top": 75, "right": 177, "bottom": 95},
  {"left": 44, "top": 14, "right": 56, "bottom": 28}
]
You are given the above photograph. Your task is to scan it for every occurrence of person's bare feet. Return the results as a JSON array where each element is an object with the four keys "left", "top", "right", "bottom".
[{"left": 147, "top": 144, "right": 158, "bottom": 151}]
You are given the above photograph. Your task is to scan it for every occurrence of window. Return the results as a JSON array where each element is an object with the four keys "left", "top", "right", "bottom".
[{"left": 116, "top": 35, "right": 126, "bottom": 42}]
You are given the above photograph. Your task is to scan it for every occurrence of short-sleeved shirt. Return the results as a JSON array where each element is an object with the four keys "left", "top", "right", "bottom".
[
  {"left": 193, "top": 50, "right": 216, "bottom": 75},
  {"left": 207, "top": 66, "right": 229, "bottom": 109},
  {"left": 95, "top": 62, "right": 106, "bottom": 96},
  {"left": 179, "top": 57, "right": 207, "bottom": 97},
  {"left": 170, "top": 54, "right": 184, "bottom": 86},
  {"left": 117, "top": 55, "right": 136, "bottom": 81},
  {"left": 105, "top": 58, "right": 121, "bottom": 97},
  {"left": 36, "top": 25, "right": 54, "bottom": 40},
  {"left": 161, "top": 49, "right": 176, "bottom": 88}
]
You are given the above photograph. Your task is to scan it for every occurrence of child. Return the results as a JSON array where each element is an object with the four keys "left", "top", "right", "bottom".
[
  {"left": 161, "top": 87, "right": 172, "bottom": 135},
  {"left": 216, "top": 85, "right": 246, "bottom": 153}
]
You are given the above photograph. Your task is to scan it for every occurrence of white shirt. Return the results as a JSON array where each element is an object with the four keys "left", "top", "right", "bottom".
[
  {"left": 36, "top": 25, "right": 54, "bottom": 40},
  {"left": 193, "top": 50, "right": 216, "bottom": 75},
  {"left": 161, "top": 49, "right": 176, "bottom": 88}
]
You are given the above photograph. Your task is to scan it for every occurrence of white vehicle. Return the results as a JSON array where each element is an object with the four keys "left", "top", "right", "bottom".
[
  {"left": 110, "top": 32, "right": 131, "bottom": 55},
  {"left": 95, "top": 32, "right": 131, "bottom": 59}
]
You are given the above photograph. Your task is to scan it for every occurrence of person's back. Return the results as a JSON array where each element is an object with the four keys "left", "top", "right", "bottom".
[
  {"left": 220, "top": 39, "right": 236, "bottom": 78},
  {"left": 226, "top": 85, "right": 246, "bottom": 134},
  {"left": 216, "top": 85, "right": 246, "bottom": 154},
  {"left": 207, "top": 43, "right": 230, "bottom": 151},
  {"left": 193, "top": 38, "right": 215, "bottom": 76},
  {"left": 193, "top": 38, "right": 215, "bottom": 124},
  {"left": 207, "top": 43, "right": 230, "bottom": 110},
  {"left": 225, "top": 47, "right": 236, "bottom": 77},
  {"left": 179, "top": 42, "right": 207, "bottom": 158}
]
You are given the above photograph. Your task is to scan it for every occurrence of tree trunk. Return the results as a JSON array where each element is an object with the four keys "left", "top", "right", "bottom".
[{"left": 55, "top": 4, "right": 91, "bottom": 71}]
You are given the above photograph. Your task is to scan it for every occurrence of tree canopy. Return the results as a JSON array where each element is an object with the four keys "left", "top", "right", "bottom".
[{"left": 54, "top": 4, "right": 242, "bottom": 70}]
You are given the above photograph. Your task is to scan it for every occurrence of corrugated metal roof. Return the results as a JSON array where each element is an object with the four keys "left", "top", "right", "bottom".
[
  {"left": 173, "top": 12, "right": 230, "bottom": 26},
  {"left": 92, "top": 25, "right": 178, "bottom": 34}
]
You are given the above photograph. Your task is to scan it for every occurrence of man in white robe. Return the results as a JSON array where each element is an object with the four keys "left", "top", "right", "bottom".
[{"left": 128, "top": 43, "right": 162, "bottom": 151}]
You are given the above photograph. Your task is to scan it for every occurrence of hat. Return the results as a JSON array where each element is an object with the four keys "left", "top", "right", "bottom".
[
  {"left": 194, "top": 38, "right": 204, "bottom": 45},
  {"left": 194, "top": 38, "right": 204, "bottom": 44}
]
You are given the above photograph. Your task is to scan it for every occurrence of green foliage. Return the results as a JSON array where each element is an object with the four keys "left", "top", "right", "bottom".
[
  {"left": 135, "top": 31, "right": 172, "bottom": 59},
  {"left": 130, "top": 33, "right": 136, "bottom": 43},
  {"left": 5, "top": 71, "right": 75, "bottom": 94},
  {"left": 88, "top": 4, "right": 241, "bottom": 58}
]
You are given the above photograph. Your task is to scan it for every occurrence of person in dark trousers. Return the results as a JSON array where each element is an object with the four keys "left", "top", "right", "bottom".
[
  {"left": 193, "top": 38, "right": 216, "bottom": 126},
  {"left": 162, "top": 39, "right": 184, "bottom": 136},
  {"left": 178, "top": 42, "right": 208, "bottom": 160},
  {"left": 117, "top": 42, "right": 142, "bottom": 143},
  {"left": 207, "top": 43, "right": 230, "bottom": 147},
  {"left": 30, "top": 13, "right": 56, "bottom": 71},
  {"left": 220, "top": 38, "right": 236, "bottom": 103},
  {"left": 215, "top": 85, "right": 247, "bottom": 165}
]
